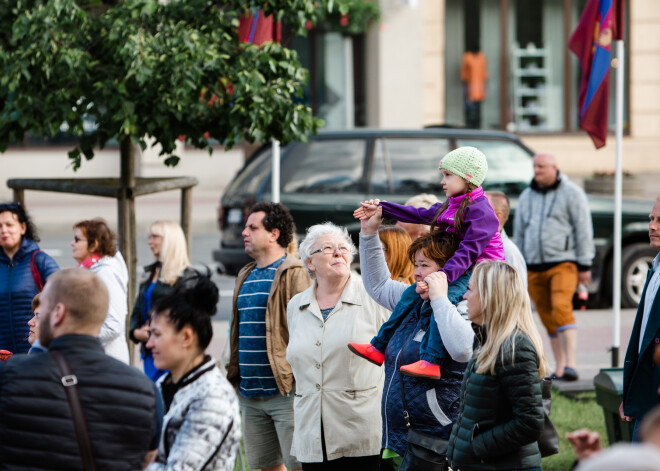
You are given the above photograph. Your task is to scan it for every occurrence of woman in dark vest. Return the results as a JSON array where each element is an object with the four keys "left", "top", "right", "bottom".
[{"left": 447, "top": 261, "right": 549, "bottom": 471}]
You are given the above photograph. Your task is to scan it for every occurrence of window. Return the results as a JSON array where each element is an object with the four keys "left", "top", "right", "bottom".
[
  {"left": 280, "top": 139, "right": 366, "bottom": 193},
  {"left": 370, "top": 138, "right": 451, "bottom": 194},
  {"left": 290, "top": 32, "right": 366, "bottom": 129},
  {"left": 444, "top": 0, "right": 629, "bottom": 134}
]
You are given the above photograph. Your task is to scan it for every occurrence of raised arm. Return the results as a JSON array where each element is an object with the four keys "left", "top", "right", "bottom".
[{"left": 359, "top": 207, "right": 408, "bottom": 310}]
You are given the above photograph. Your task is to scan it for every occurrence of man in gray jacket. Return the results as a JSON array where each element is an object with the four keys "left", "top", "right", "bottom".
[{"left": 514, "top": 153, "right": 595, "bottom": 381}]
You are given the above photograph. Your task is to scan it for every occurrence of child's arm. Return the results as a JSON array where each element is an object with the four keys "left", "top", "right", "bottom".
[
  {"left": 441, "top": 199, "right": 501, "bottom": 283},
  {"left": 353, "top": 199, "right": 441, "bottom": 225},
  {"left": 379, "top": 201, "right": 441, "bottom": 225}
]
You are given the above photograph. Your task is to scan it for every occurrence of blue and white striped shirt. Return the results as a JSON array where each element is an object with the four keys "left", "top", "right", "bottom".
[{"left": 237, "top": 256, "right": 285, "bottom": 398}]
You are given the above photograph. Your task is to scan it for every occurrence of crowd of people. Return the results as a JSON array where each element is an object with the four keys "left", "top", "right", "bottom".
[{"left": 0, "top": 147, "right": 659, "bottom": 471}]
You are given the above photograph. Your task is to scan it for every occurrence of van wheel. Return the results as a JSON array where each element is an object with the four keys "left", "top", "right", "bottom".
[{"left": 621, "top": 243, "right": 656, "bottom": 308}]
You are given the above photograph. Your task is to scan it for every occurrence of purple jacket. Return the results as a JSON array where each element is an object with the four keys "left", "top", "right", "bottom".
[{"left": 380, "top": 186, "right": 504, "bottom": 283}]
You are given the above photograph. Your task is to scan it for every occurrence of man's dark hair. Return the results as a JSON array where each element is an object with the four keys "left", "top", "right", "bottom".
[{"left": 249, "top": 202, "right": 295, "bottom": 249}]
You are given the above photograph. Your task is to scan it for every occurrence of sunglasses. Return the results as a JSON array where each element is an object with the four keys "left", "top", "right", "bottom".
[{"left": 0, "top": 202, "right": 21, "bottom": 212}]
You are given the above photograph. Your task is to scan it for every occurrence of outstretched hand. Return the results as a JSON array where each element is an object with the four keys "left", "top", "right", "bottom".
[
  {"left": 353, "top": 199, "right": 381, "bottom": 220},
  {"left": 360, "top": 204, "right": 384, "bottom": 235},
  {"left": 565, "top": 429, "right": 603, "bottom": 462}
]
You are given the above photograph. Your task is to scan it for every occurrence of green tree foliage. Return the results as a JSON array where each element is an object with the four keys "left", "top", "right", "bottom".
[{"left": 0, "top": 0, "right": 378, "bottom": 169}]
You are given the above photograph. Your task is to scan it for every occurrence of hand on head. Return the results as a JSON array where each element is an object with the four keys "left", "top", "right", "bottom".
[
  {"left": 565, "top": 428, "right": 603, "bottom": 462},
  {"left": 353, "top": 199, "right": 381, "bottom": 221},
  {"left": 425, "top": 271, "right": 448, "bottom": 301}
]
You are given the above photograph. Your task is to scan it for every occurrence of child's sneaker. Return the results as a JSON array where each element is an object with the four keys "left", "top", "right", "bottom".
[
  {"left": 400, "top": 360, "right": 441, "bottom": 379},
  {"left": 347, "top": 342, "right": 385, "bottom": 366}
]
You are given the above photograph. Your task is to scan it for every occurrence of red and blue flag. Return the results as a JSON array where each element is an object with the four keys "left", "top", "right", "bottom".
[{"left": 568, "top": 0, "right": 623, "bottom": 149}]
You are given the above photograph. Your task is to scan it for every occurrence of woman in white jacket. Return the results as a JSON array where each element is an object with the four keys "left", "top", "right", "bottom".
[
  {"left": 287, "top": 222, "right": 389, "bottom": 470},
  {"left": 71, "top": 218, "right": 129, "bottom": 363},
  {"left": 145, "top": 271, "right": 241, "bottom": 471}
]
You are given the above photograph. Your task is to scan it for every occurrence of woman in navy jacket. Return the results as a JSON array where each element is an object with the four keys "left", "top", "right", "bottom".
[{"left": 0, "top": 203, "right": 58, "bottom": 354}]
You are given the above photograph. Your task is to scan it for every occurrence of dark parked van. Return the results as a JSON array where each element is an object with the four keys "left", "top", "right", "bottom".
[{"left": 213, "top": 128, "right": 655, "bottom": 307}]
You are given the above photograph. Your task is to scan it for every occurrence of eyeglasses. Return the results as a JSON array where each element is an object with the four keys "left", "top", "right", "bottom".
[
  {"left": 73, "top": 235, "right": 87, "bottom": 243},
  {"left": 310, "top": 245, "right": 351, "bottom": 256}
]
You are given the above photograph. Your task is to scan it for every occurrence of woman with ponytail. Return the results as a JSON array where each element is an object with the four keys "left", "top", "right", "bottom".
[
  {"left": 446, "top": 261, "right": 549, "bottom": 471},
  {"left": 145, "top": 271, "right": 241, "bottom": 471}
]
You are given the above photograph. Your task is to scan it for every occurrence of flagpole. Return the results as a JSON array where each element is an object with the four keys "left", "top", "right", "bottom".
[
  {"left": 272, "top": 139, "right": 280, "bottom": 203},
  {"left": 612, "top": 38, "right": 624, "bottom": 367}
]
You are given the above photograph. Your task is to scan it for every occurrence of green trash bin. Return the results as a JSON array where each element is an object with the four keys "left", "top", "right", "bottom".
[{"left": 593, "top": 368, "right": 635, "bottom": 443}]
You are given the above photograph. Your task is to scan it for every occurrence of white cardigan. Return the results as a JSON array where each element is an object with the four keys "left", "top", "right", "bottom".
[
  {"left": 286, "top": 273, "right": 389, "bottom": 463},
  {"left": 90, "top": 252, "right": 129, "bottom": 363}
]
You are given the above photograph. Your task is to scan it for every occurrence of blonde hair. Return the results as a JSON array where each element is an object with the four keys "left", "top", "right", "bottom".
[
  {"left": 149, "top": 221, "right": 191, "bottom": 285},
  {"left": 473, "top": 261, "right": 549, "bottom": 378},
  {"left": 405, "top": 193, "right": 439, "bottom": 209}
]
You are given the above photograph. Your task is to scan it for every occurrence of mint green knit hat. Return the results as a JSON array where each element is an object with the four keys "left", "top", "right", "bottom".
[{"left": 438, "top": 146, "right": 488, "bottom": 187}]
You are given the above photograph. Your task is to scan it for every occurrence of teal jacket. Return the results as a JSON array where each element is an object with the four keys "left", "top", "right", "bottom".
[{"left": 447, "top": 328, "right": 544, "bottom": 470}]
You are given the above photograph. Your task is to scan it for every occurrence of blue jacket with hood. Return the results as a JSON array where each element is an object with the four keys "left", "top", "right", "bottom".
[{"left": 0, "top": 238, "right": 59, "bottom": 353}]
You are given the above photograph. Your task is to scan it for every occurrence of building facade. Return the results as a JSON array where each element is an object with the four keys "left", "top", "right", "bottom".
[{"left": 365, "top": 0, "right": 660, "bottom": 176}]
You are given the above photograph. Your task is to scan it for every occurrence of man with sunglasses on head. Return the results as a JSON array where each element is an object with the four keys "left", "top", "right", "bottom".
[{"left": 227, "top": 202, "right": 311, "bottom": 471}]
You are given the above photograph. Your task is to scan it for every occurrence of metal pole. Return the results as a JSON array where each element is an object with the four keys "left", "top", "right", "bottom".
[
  {"left": 271, "top": 139, "right": 280, "bottom": 203},
  {"left": 344, "top": 35, "right": 355, "bottom": 129},
  {"left": 612, "top": 39, "right": 624, "bottom": 367}
]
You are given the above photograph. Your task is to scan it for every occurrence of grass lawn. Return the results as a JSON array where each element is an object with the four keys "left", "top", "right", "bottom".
[
  {"left": 233, "top": 388, "right": 612, "bottom": 471},
  {"left": 542, "top": 388, "right": 609, "bottom": 470}
]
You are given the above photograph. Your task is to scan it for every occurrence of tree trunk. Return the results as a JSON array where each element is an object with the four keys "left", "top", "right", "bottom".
[{"left": 118, "top": 137, "right": 137, "bottom": 363}]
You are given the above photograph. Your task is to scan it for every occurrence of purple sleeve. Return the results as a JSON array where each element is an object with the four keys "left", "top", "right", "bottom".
[
  {"left": 440, "top": 197, "right": 500, "bottom": 283},
  {"left": 379, "top": 201, "right": 442, "bottom": 225}
]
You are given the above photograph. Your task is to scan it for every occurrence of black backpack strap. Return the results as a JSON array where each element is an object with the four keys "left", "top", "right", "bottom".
[{"left": 50, "top": 351, "right": 96, "bottom": 471}]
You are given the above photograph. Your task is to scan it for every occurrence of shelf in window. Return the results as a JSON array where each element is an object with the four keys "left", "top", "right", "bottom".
[
  {"left": 514, "top": 88, "right": 546, "bottom": 96},
  {"left": 514, "top": 69, "right": 548, "bottom": 77},
  {"left": 515, "top": 107, "right": 547, "bottom": 115}
]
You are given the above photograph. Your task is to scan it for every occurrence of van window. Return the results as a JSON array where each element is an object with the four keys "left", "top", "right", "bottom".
[
  {"left": 224, "top": 146, "right": 273, "bottom": 196},
  {"left": 371, "top": 138, "right": 450, "bottom": 194},
  {"left": 281, "top": 140, "right": 366, "bottom": 194},
  {"left": 457, "top": 139, "right": 533, "bottom": 194}
]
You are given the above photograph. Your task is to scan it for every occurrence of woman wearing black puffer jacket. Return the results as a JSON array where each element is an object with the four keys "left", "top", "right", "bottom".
[{"left": 447, "top": 261, "right": 549, "bottom": 471}]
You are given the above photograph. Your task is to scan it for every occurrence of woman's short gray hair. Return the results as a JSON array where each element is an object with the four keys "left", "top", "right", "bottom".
[{"left": 299, "top": 222, "right": 357, "bottom": 273}]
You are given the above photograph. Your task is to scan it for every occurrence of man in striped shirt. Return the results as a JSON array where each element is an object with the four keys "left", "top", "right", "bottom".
[{"left": 227, "top": 202, "right": 311, "bottom": 471}]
